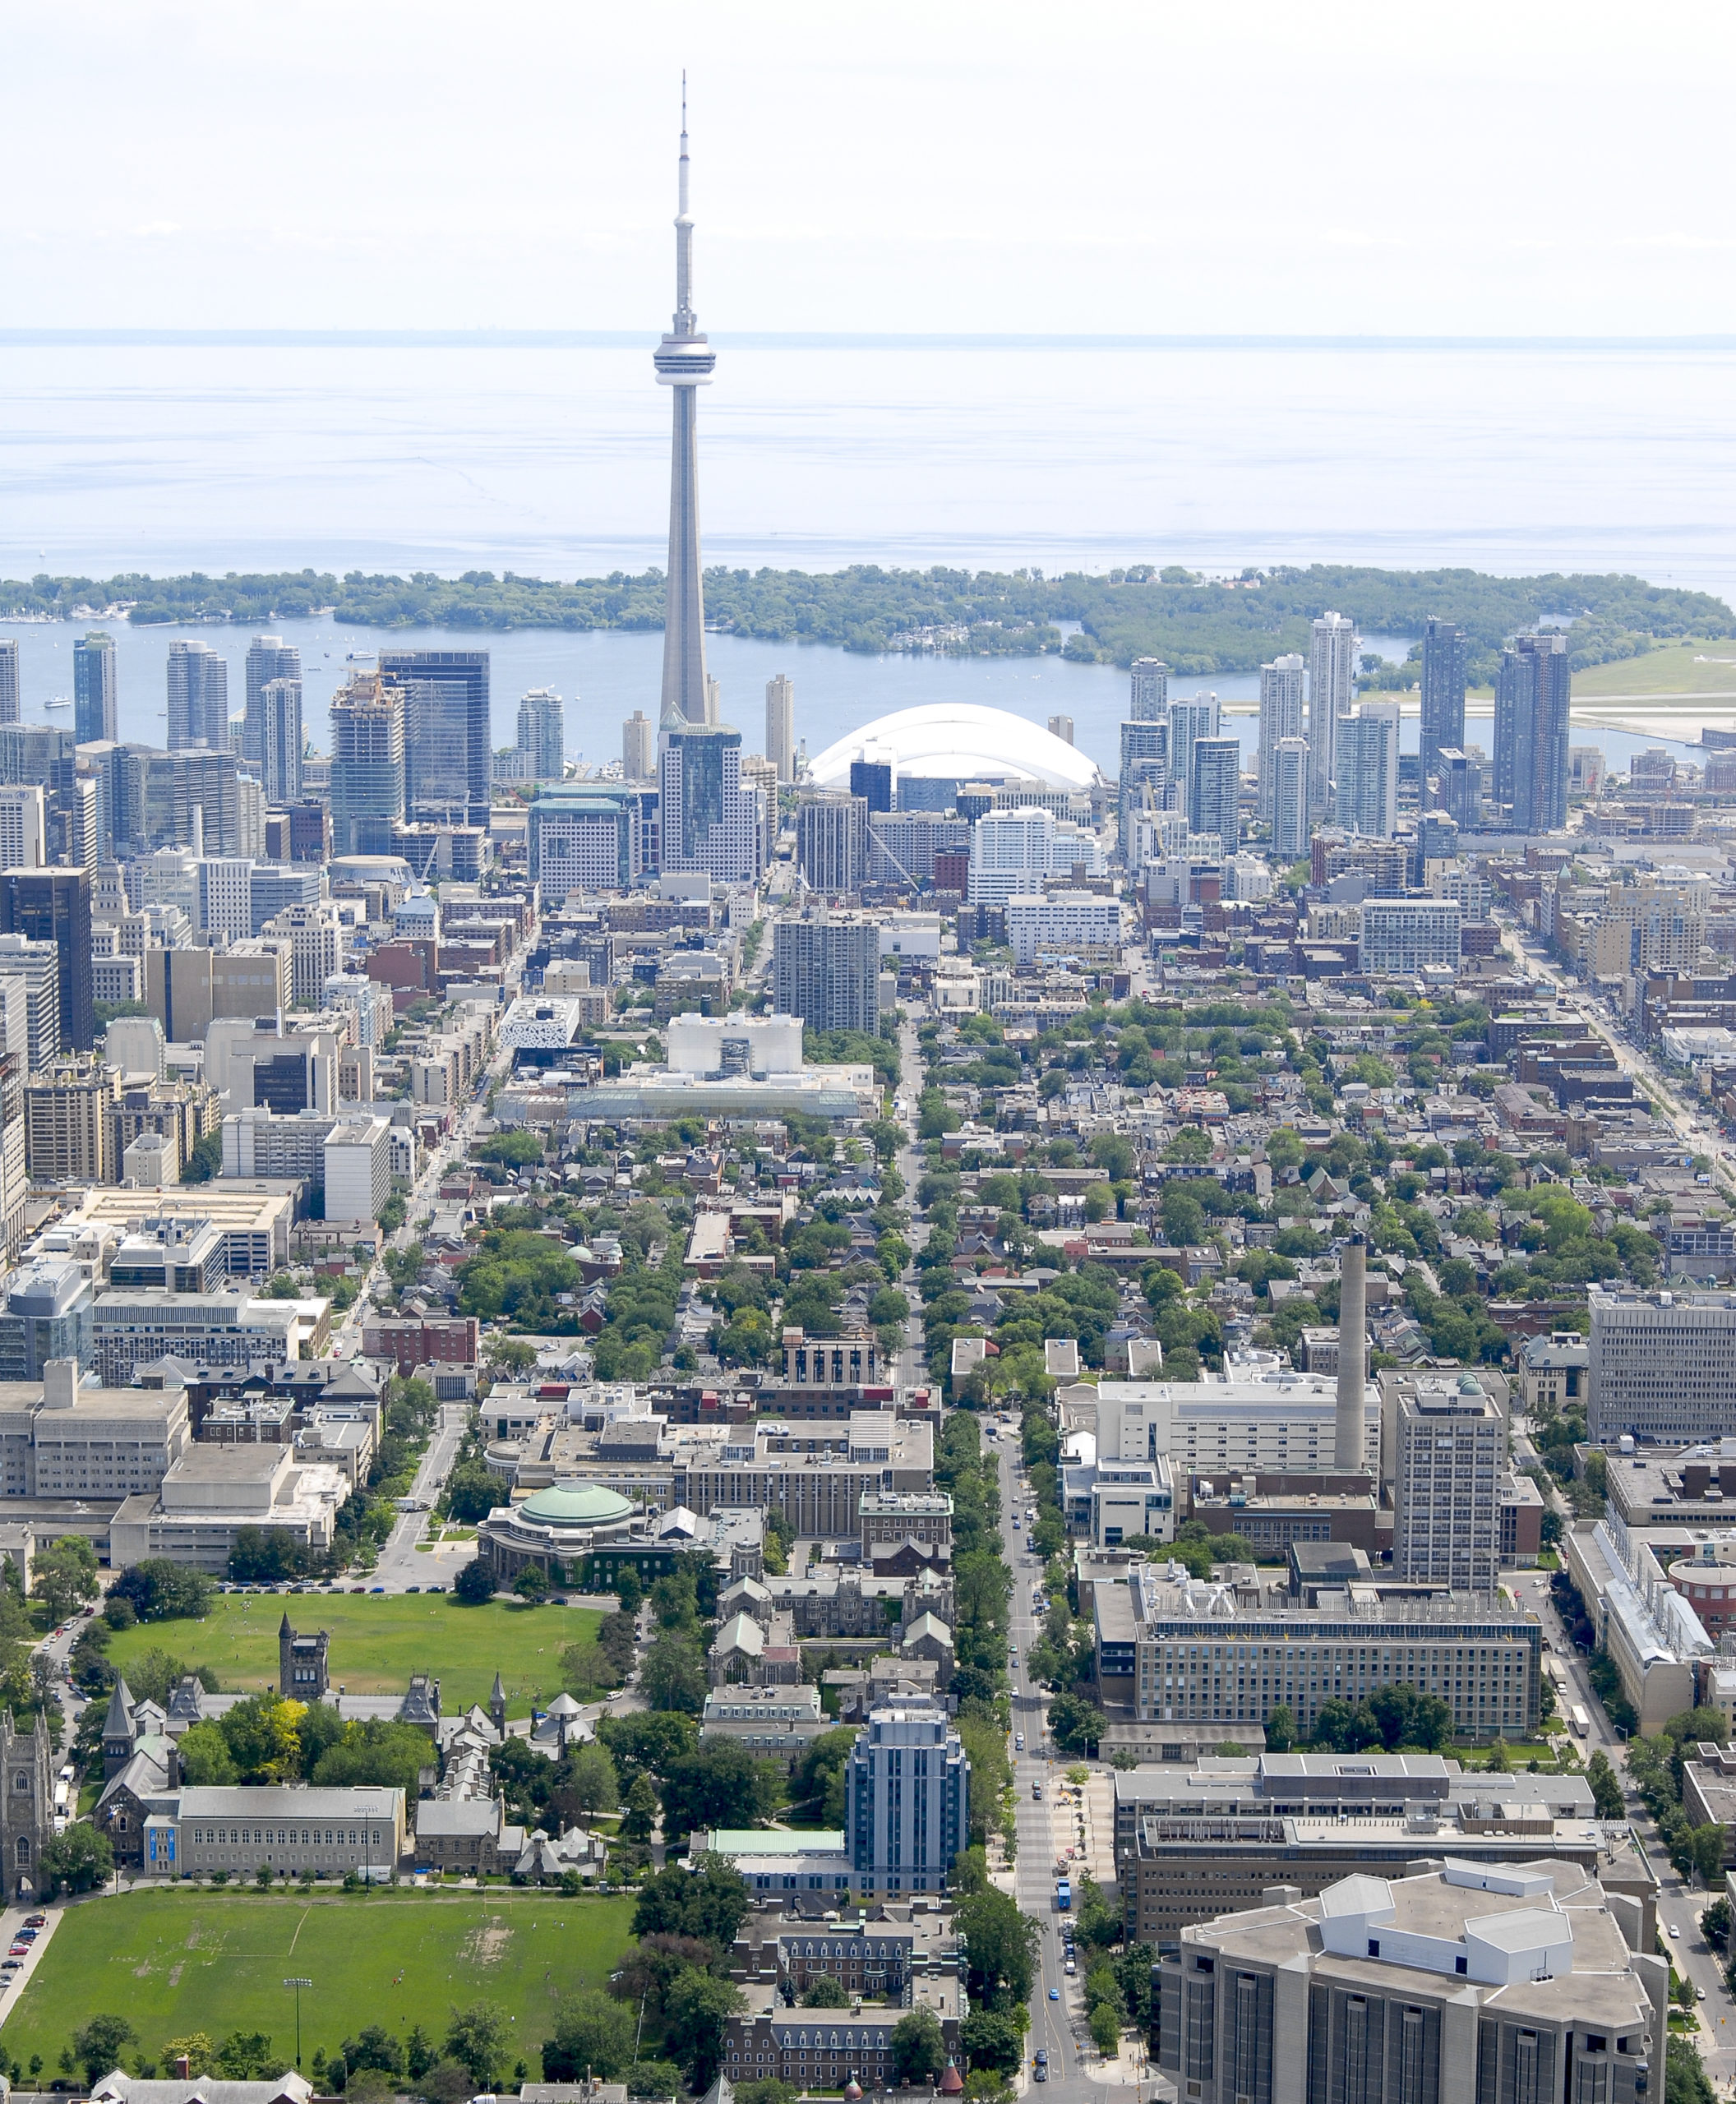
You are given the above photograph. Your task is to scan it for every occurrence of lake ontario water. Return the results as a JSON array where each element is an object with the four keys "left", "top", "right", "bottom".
[{"left": 2, "top": 332, "right": 1733, "bottom": 777}]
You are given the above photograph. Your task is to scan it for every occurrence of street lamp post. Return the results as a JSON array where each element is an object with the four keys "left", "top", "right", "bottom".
[{"left": 284, "top": 1978, "right": 312, "bottom": 2066}]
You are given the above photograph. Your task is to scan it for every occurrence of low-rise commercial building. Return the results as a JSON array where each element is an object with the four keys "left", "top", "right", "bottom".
[{"left": 110, "top": 1443, "right": 353, "bottom": 1571}]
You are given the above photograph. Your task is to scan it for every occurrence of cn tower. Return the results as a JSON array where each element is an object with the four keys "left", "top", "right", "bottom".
[{"left": 653, "top": 79, "right": 718, "bottom": 732}]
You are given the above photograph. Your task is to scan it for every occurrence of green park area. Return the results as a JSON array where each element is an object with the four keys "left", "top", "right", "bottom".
[
  {"left": 1569, "top": 643, "right": 1736, "bottom": 699},
  {"left": 105, "top": 1596, "right": 604, "bottom": 1719},
  {"left": 0, "top": 1890, "right": 636, "bottom": 2076}
]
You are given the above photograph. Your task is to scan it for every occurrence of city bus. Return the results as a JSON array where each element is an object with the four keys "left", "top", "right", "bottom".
[{"left": 1569, "top": 1705, "right": 1590, "bottom": 1737}]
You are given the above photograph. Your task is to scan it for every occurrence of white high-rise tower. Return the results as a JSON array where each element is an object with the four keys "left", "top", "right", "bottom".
[
  {"left": 1308, "top": 611, "right": 1358, "bottom": 818},
  {"left": 655, "top": 81, "right": 718, "bottom": 737},
  {"left": 1256, "top": 654, "right": 1304, "bottom": 822}
]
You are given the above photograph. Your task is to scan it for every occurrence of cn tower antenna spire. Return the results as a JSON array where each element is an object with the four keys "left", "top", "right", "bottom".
[{"left": 654, "top": 75, "right": 717, "bottom": 732}]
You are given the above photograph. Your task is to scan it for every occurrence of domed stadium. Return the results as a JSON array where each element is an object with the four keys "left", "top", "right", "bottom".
[{"left": 807, "top": 703, "right": 1101, "bottom": 795}]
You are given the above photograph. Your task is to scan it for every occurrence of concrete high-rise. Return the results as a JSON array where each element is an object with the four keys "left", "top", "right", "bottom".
[
  {"left": 1256, "top": 653, "right": 1304, "bottom": 820},
  {"left": 243, "top": 637, "right": 300, "bottom": 769},
  {"left": 773, "top": 916, "right": 880, "bottom": 1035},
  {"left": 1391, "top": 1367, "right": 1505, "bottom": 1594},
  {"left": 622, "top": 710, "right": 656, "bottom": 782},
  {"left": 1189, "top": 735, "right": 1240, "bottom": 851},
  {"left": 1308, "top": 610, "right": 1357, "bottom": 817},
  {"left": 165, "top": 641, "right": 229, "bottom": 752},
  {"left": 654, "top": 94, "right": 718, "bottom": 735},
  {"left": 381, "top": 651, "right": 491, "bottom": 825},
  {"left": 517, "top": 689, "right": 565, "bottom": 782},
  {"left": 1271, "top": 736, "right": 1311, "bottom": 860},
  {"left": 1047, "top": 713, "right": 1073, "bottom": 745},
  {"left": 1420, "top": 616, "right": 1467, "bottom": 794},
  {"left": 1335, "top": 702, "right": 1400, "bottom": 839},
  {"left": 795, "top": 791, "right": 868, "bottom": 895},
  {"left": 73, "top": 634, "right": 118, "bottom": 746},
  {"left": 1168, "top": 694, "right": 1219, "bottom": 811},
  {"left": 1495, "top": 632, "right": 1571, "bottom": 834},
  {"left": 1334, "top": 1235, "right": 1367, "bottom": 1470},
  {"left": 258, "top": 678, "right": 302, "bottom": 806},
  {"left": 329, "top": 674, "right": 406, "bottom": 856},
  {"left": 1129, "top": 658, "right": 1169, "bottom": 722},
  {"left": 0, "top": 790, "right": 45, "bottom": 873},
  {"left": 1438, "top": 748, "right": 1482, "bottom": 831},
  {"left": 1587, "top": 1286, "right": 1736, "bottom": 1445},
  {"left": 765, "top": 675, "right": 795, "bottom": 782},
  {"left": 0, "top": 641, "right": 17, "bottom": 727}
]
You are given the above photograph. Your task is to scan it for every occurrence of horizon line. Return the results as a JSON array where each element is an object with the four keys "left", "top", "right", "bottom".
[{"left": 4, "top": 327, "right": 1736, "bottom": 353}]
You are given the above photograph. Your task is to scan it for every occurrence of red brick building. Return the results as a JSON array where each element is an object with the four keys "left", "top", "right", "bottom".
[{"left": 361, "top": 1315, "right": 481, "bottom": 1371}]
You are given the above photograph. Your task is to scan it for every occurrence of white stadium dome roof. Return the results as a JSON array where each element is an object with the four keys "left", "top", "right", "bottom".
[{"left": 807, "top": 703, "right": 1101, "bottom": 794}]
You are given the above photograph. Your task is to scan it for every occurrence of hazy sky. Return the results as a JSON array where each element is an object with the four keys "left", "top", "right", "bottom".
[{"left": 3, "top": 0, "right": 1734, "bottom": 338}]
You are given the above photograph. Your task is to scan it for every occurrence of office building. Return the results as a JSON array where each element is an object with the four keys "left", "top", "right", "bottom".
[
  {"left": 0, "top": 640, "right": 16, "bottom": 726},
  {"left": 1359, "top": 897, "right": 1461, "bottom": 975},
  {"left": 0, "top": 935, "right": 61, "bottom": 1076},
  {"left": 766, "top": 674, "right": 796, "bottom": 782},
  {"left": 1437, "top": 747, "right": 1482, "bottom": 830},
  {"left": 1420, "top": 616, "right": 1468, "bottom": 791},
  {"left": 323, "top": 1114, "right": 393, "bottom": 1225},
  {"left": 653, "top": 107, "right": 718, "bottom": 731},
  {"left": 623, "top": 708, "right": 656, "bottom": 781},
  {"left": 73, "top": 632, "right": 118, "bottom": 746},
  {"left": 773, "top": 917, "right": 880, "bottom": 1034},
  {"left": 257, "top": 676, "right": 302, "bottom": 805},
  {"left": 195, "top": 857, "right": 253, "bottom": 944},
  {"left": 91, "top": 1288, "right": 328, "bottom": 1386},
  {"left": 247, "top": 862, "right": 323, "bottom": 935},
  {"left": 1047, "top": 713, "right": 1073, "bottom": 745},
  {"left": 843, "top": 1708, "right": 969, "bottom": 1896},
  {"left": 741, "top": 753, "right": 778, "bottom": 870},
  {"left": 0, "top": 789, "right": 44, "bottom": 873},
  {"left": 23, "top": 1057, "right": 120, "bottom": 1183},
  {"left": 1189, "top": 735, "right": 1241, "bottom": 851},
  {"left": 0, "top": 1263, "right": 95, "bottom": 1382},
  {"left": 1114, "top": 1559, "right": 1540, "bottom": 1746},
  {"left": 516, "top": 689, "right": 565, "bottom": 782},
  {"left": 866, "top": 813, "right": 970, "bottom": 888},
  {"left": 0, "top": 867, "right": 93, "bottom": 1051},
  {"left": 527, "top": 787, "right": 637, "bottom": 891},
  {"left": 848, "top": 757, "right": 893, "bottom": 814},
  {"left": 1588, "top": 1286, "right": 1736, "bottom": 1445},
  {"left": 261, "top": 902, "right": 346, "bottom": 1004},
  {"left": 1496, "top": 632, "right": 1572, "bottom": 834},
  {"left": 382, "top": 650, "right": 491, "bottom": 826},
  {"left": 1256, "top": 654, "right": 1304, "bottom": 821},
  {"left": 1129, "top": 658, "right": 1169, "bottom": 721},
  {"left": 1157, "top": 1859, "right": 1658, "bottom": 2104},
  {"left": 1169, "top": 694, "right": 1220, "bottom": 810},
  {"left": 1117, "top": 1758, "right": 1634, "bottom": 1944},
  {"left": 329, "top": 673, "right": 406, "bottom": 855},
  {"left": 164, "top": 641, "right": 229, "bottom": 753},
  {"left": 1391, "top": 1368, "right": 1507, "bottom": 1593},
  {"left": 1271, "top": 736, "right": 1311, "bottom": 860},
  {"left": 796, "top": 792, "right": 868, "bottom": 894},
  {"left": 242, "top": 637, "right": 300, "bottom": 770},
  {"left": 1309, "top": 609, "right": 1357, "bottom": 817},
  {"left": 660, "top": 723, "right": 764, "bottom": 884},
  {"left": 1335, "top": 701, "right": 1400, "bottom": 839}
]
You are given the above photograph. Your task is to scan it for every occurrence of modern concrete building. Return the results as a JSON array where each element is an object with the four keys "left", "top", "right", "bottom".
[
  {"left": 1271, "top": 736, "right": 1311, "bottom": 861},
  {"left": 1589, "top": 1287, "right": 1736, "bottom": 1445},
  {"left": 24, "top": 1056, "right": 119, "bottom": 1184},
  {"left": 0, "top": 640, "right": 16, "bottom": 727},
  {"left": 795, "top": 791, "right": 868, "bottom": 894},
  {"left": 515, "top": 688, "right": 565, "bottom": 782},
  {"left": 660, "top": 723, "right": 764, "bottom": 884},
  {"left": 322, "top": 1114, "right": 393, "bottom": 1225},
  {"left": 1336, "top": 701, "right": 1401, "bottom": 839},
  {"left": 0, "top": 788, "right": 44, "bottom": 873},
  {"left": 1006, "top": 892, "right": 1123, "bottom": 966},
  {"left": 1390, "top": 1369, "right": 1507, "bottom": 1594},
  {"left": 1496, "top": 631, "right": 1572, "bottom": 834},
  {"left": 73, "top": 632, "right": 118, "bottom": 746},
  {"left": 0, "top": 1358, "right": 189, "bottom": 1500},
  {"left": 1157, "top": 1859, "right": 1660, "bottom": 2104},
  {"left": 242, "top": 637, "right": 301, "bottom": 770},
  {"left": 1189, "top": 735, "right": 1241, "bottom": 851},
  {"left": 328, "top": 673, "right": 406, "bottom": 856},
  {"left": 90, "top": 1288, "right": 329, "bottom": 1385},
  {"left": 110, "top": 1442, "right": 351, "bottom": 1570},
  {"left": 383, "top": 649, "right": 492, "bottom": 828},
  {"left": 773, "top": 916, "right": 879, "bottom": 1034},
  {"left": 258, "top": 676, "right": 303, "bottom": 805},
  {"left": 766, "top": 674, "right": 796, "bottom": 783},
  {"left": 1359, "top": 897, "right": 1462, "bottom": 975},
  {"left": 622, "top": 708, "right": 656, "bottom": 782}
]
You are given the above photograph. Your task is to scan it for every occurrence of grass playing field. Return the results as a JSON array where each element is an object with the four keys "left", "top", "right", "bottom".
[
  {"left": 0, "top": 1889, "right": 636, "bottom": 2076},
  {"left": 104, "top": 1595, "right": 603, "bottom": 1719}
]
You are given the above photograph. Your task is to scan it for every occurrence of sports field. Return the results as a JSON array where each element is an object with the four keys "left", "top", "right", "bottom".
[
  {"left": 105, "top": 1595, "right": 603, "bottom": 1718},
  {"left": 0, "top": 1890, "right": 636, "bottom": 2074}
]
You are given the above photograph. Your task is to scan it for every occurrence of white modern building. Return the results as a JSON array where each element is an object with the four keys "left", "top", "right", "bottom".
[
  {"left": 1589, "top": 1286, "right": 1736, "bottom": 1445},
  {"left": 1309, "top": 610, "right": 1358, "bottom": 817},
  {"left": 1006, "top": 892, "right": 1123, "bottom": 966},
  {"left": 967, "top": 808, "right": 1104, "bottom": 904},
  {"left": 1359, "top": 897, "right": 1462, "bottom": 974},
  {"left": 1256, "top": 656, "right": 1305, "bottom": 821},
  {"left": 0, "top": 788, "right": 45, "bottom": 873},
  {"left": 765, "top": 675, "right": 796, "bottom": 783},
  {"left": 322, "top": 1114, "right": 392, "bottom": 1225},
  {"left": 1096, "top": 1361, "right": 1382, "bottom": 1477},
  {"left": 1336, "top": 701, "right": 1401, "bottom": 840}
]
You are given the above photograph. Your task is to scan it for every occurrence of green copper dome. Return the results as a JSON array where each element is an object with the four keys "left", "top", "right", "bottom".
[{"left": 518, "top": 1481, "right": 634, "bottom": 1528}]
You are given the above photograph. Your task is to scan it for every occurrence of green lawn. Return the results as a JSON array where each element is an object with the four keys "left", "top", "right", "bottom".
[
  {"left": 105, "top": 1596, "right": 603, "bottom": 1719},
  {"left": 1, "top": 1890, "right": 635, "bottom": 2074},
  {"left": 1572, "top": 644, "right": 1736, "bottom": 698}
]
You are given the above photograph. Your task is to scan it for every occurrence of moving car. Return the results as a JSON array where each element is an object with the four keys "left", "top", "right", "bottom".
[
  {"left": 1049, "top": 1989, "right": 1060, "bottom": 2000},
  {"left": 1015, "top": 1733, "right": 1024, "bottom": 1751}
]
